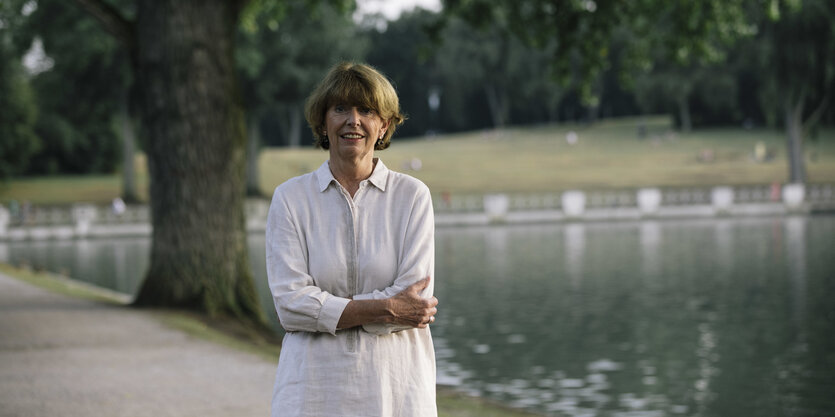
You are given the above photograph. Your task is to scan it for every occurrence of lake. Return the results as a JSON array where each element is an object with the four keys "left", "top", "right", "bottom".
[{"left": 3, "top": 216, "right": 834, "bottom": 416}]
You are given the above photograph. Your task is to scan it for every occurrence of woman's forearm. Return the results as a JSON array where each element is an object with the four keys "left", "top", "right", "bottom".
[
  {"left": 337, "top": 298, "right": 393, "bottom": 329},
  {"left": 337, "top": 277, "right": 437, "bottom": 330}
]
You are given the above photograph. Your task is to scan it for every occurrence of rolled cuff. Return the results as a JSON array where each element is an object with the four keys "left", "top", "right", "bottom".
[
  {"left": 317, "top": 295, "right": 351, "bottom": 335},
  {"left": 362, "top": 323, "right": 412, "bottom": 335},
  {"left": 352, "top": 292, "right": 379, "bottom": 301}
]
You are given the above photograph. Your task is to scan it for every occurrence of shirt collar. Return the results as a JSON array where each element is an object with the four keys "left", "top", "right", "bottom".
[
  {"left": 315, "top": 161, "right": 335, "bottom": 192},
  {"left": 315, "top": 158, "right": 389, "bottom": 193},
  {"left": 367, "top": 159, "right": 389, "bottom": 192}
]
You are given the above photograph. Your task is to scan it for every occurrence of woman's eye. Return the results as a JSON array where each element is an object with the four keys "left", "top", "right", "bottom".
[
  {"left": 333, "top": 105, "right": 346, "bottom": 113},
  {"left": 359, "top": 107, "right": 374, "bottom": 115}
]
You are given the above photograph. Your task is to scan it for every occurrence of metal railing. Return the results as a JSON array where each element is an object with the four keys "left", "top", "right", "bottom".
[{"left": 1, "top": 184, "right": 834, "bottom": 238}]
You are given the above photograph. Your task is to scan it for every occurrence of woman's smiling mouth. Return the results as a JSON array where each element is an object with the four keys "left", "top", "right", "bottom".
[{"left": 341, "top": 133, "right": 365, "bottom": 141}]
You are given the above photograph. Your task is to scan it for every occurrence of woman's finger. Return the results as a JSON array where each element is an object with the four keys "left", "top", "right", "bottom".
[{"left": 410, "top": 276, "right": 431, "bottom": 292}]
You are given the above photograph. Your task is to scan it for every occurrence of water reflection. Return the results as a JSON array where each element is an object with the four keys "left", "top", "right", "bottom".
[
  {"left": 2, "top": 216, "right": 834, "bottom": 416},
  {"left": 432, "top": 217, "right": 834, "bottom": 416},
  {"left": 639, "top": 221, "right": 661, "bottom": 281},
  {"left": 713, "top": 220, "right": 734, "bottom": 275},
  {"left": 786, "top": 217, "right": 807, "bottom": 327},
  {"left": 485, "top": 227, "right": 511, "bottom": 278},
  {"left": 564, "top": 223, "right": 585, "bottom": 288}
]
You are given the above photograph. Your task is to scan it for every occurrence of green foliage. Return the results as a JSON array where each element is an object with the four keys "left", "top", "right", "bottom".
[
  {"left": 0, "top": 39, "right": 40, "bottom": 178},
  {"left": 761, "top": 0, "right": 835, "bottom": 182},
  {"left": 766, "top": 0, "right": 834, "bottom": 126},
  {"left": 20, "top": 0, "right": 129, "bottom": 175},
  {"left": 433, "top": 17, "right": 561, "bottom": 128},
  {"left": 5, "top": 0, "right": 830, "bottom": 181},
  {"left": 238, "top": 1, "right": 366, "bottom": 109},
  {"left": 240, "top": 0, "right": 355, "bottom": 33},
  {"left": 442, "top": 0, "right": 757, "bottom": 105},
  {"left": 237, "top": 0, "right": 367, "bottom": 146},
  {"left": 367, "top": 10, "right": 565, "bottom": 135},
  {"left": 364, "top": 10, "right": 447, "bottom": 135}
]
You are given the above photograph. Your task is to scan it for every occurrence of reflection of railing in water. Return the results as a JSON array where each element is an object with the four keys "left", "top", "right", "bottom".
[{"left": 2, "top": 184, "right": 835, "bottom": 240}]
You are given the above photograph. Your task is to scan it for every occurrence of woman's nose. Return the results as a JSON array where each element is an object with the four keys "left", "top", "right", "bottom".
[{"left": 346, "top": 107, "right": 360, "bottom": 125}]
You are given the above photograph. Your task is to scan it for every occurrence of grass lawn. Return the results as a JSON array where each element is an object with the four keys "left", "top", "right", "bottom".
[
  {"left": 3, "top": 117, "right": 834, "bottom": 205},
  {"left": 0, "top": 154, "right": 150, "bottom": 205},
  {"left": 259, "top": 117, "right": 835, "bottom": 195}
]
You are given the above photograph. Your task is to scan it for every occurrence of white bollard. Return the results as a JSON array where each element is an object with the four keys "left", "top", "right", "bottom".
[
  {"left": 0, "top": 205, "right": 8, "bottom": 237},
  {"left": 484, "top": 194, "right": 509, "bottom": 222},
  {"left": 711, "top": 186, "right": 734, "bottom": 214},
  {"left": 72, "top": 204, "right": 97, "bottom": 237},
  {"left": 782, "top": 183, "right": 805, "bottom": 211},
  {"left": 562, "top": 190, "right": 586, "bottom": 218},
  {"left": 637, "top": 188, "right": 662, "bottom": 215}
]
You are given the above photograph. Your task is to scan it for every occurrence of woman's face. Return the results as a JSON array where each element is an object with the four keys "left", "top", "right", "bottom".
[{"left": 324, "top": 104, "right": 389, "bottom": 162}]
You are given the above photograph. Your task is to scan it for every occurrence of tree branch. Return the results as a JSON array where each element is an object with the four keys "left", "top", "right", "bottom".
[
  {"left": 802, "top": 73, "right": 834, "bottom": 135},
  {"left": 802, "top": 92, "right": 831, "bottom": 135},
  {"left": 72, "top": 0, "right": 135, "bottom": 49}
]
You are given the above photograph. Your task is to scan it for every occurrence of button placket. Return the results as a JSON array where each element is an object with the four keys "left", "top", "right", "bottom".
[{"left": 336, "top": 184, "right": 360, "bottom": 353}]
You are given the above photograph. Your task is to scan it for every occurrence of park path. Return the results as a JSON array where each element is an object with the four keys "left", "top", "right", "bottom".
[{"left": 0, "top": 272, "right": 276, "bottom": 417}]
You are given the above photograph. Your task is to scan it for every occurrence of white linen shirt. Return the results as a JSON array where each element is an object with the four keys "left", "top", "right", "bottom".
[{"left": 266, "top": 159, "right": 437, "bottom": 417}]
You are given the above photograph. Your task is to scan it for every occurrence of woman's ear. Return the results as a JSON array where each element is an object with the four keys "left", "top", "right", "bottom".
[{"left": 379, "top": 119, "right": 390, "bottom": 137}]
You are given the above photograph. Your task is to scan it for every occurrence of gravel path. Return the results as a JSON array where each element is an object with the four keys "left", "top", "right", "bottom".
[{"left": 0, "top": 272, "right": 276, "bottom": 417}]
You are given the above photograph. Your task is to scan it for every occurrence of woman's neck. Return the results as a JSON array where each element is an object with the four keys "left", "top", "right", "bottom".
[{"left": 329, "top": 157, "right": 377, "bottom": 198}]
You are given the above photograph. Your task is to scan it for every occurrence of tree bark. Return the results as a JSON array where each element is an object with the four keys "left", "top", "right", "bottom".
[{"left": 131, "top": 0, "right": 263, "bottom": 324}]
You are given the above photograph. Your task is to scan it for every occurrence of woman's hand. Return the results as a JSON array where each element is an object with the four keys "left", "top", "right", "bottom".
[
  {"left": 385, "top": 277, "right": 438, "bottom": 328},
  {"left": 337, "top": 277, "right": 438, "bottom": 330}
]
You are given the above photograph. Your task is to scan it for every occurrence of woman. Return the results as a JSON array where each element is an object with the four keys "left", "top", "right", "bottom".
[{"left": 266, "top": 62, "right": 439, "bottom": 417}]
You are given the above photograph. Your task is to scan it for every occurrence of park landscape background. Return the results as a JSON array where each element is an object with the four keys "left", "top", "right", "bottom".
[
  {"left": 1, "top": 0, "right": 835, "bottom": 416},
  {"left": 3, "top": 118, "right": 835, "bottom": 205},
  {"left": 2, "top": 0, "right": 834, "bottom": 205}
]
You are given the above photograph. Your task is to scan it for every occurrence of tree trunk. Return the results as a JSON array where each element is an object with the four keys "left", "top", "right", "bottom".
[
  {"left": 587, "top": 105, "right": 599, "bottom": 123},
  {"left": 287, "top": 106, "right": 302, "bottom": 148},
  {"left": 132, "top": 0, "right": 263, "bottom": 324},
  {"left": 587, "top": 79, "right": 603, "bottom": 124},
  {"left": 785, "top": 99, "right": 806, "bottom": 184},
  {"left": 547, "top": 93, "right": 561, "bottom": 123},
  {"left": 677, "top": 94, "right": 692, "bottom": 133},
  {"left": 120, "top": 90, "right": 140, "bottom": 203},
  {"left": 484, "top": 84, "right": 508, "bottom": 128},
  {"left": 246, "top": 114, "right": 261, "bottom": 196}
]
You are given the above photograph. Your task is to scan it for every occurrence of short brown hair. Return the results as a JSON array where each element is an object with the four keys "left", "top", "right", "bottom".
[{"left": 304, "top": 62, "right": 405, "bottom": 150}]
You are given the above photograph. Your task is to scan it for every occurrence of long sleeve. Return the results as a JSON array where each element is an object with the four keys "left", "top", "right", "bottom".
[
  {"left": 354, "top": 185, "right": 435, "bottom": 335},
  {"left": 269, "top": 161, "right": 438, "bottom": 417},
  {"left": 266, "top": 188, "right": 350, "bottom": 335}
]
